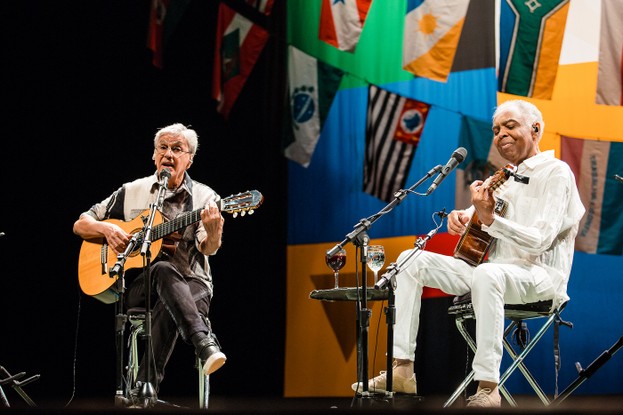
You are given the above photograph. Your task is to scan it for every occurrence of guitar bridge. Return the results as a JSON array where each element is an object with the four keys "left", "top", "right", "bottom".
[{"left": 101, "top": 243, "right": 108, "bottom": 275}]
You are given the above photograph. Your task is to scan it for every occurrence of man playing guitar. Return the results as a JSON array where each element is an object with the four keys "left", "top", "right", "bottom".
[
  {"left": 351, "top": 100, "right": 586, "bottom": 408},
  {"left": 73, "top": 123, "right": 228, "bottom": 403}
]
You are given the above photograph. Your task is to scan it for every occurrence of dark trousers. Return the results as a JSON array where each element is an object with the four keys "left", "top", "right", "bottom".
[{"left": 125, "top": 261, "right": 212, "bottom": 389}]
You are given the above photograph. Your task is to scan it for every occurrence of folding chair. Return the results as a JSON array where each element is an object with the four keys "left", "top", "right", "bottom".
[{"left": 443, "top": 293, "right": 571, "bottom": 407}]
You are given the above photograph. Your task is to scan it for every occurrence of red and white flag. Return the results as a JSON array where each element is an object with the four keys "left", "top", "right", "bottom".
[
  {"left": 147, "top": 0, "right": 170, "bottom": 69},
  {"left": 319, "top": 0, "right": 373, "bottom": 53},
  {"left": 212, "top": 0, "right": 274, "bottom": 118}
]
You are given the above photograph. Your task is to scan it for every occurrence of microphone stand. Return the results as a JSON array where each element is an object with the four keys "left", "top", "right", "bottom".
[
  {"left": 374, "top": 210, "right": 447, "bottom": 396},
  {"left": 353, "top": 231, "right": 371, "bottom": 399},
  {"left": 327, "top": 165, "right": 441, "bottom": 399},
  {"left": 112, "top": 235, "right": 140, "bottom": 407},
  {"left": 134, "top": 174, "right": 168, "bottom": 407}
]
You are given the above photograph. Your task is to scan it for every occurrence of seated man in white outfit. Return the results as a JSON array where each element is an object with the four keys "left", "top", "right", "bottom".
[{"left": 352, "top": 99, "right": 585, "bottom": 408}]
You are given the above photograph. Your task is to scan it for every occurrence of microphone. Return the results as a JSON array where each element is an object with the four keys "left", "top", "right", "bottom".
[
  {"left": 426, "top": 147, "right": 467, "bottom": 195},
  {"left": 156, "top": 168, "right": 172, "bottom": 209},
  {"left": 159, "top": 168, "right": 171, "bottom": 189}
]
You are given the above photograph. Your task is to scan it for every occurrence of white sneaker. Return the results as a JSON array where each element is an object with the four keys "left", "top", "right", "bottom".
[
  {"left": 202, "top": 351, "right": 226, "bottom": 375},
  {"left": 466, "top": 387, "right": 501, "bottom": 407}
]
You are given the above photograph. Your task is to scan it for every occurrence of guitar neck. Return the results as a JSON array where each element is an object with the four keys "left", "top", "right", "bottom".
[
  {"left": 152, "top": 208, "right": 202, "bottom": 241},
  {"left": 147, "top": 191, "right": 262, "bottom": 242}
]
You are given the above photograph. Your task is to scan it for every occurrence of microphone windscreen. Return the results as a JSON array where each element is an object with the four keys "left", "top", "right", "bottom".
[
  {"left": 159, "top": 168, "right": 172, "bottom": 179},
  {"left": 454, "top": 147, "right": 467, "bottom": 163}
]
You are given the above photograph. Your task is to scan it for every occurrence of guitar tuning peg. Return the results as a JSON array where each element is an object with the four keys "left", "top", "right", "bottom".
[
  {"left": 241, "top": 210, "right": 246, "bottom": 216},
  {"left": 248, "top": 209, "right": 254, "bottom": 215},
  {"left": 232, "top": 212, "right": 239, "bottom": 218}
]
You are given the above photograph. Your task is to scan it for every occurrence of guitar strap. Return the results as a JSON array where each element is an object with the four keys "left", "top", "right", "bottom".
[{"left": 513, "top": 173, "right": 530, "bottom": 185}]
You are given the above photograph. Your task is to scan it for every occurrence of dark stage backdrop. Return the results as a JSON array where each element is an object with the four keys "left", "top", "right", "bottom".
[{"left": 2, "top": 0, "right": 288, "bottom": 405}]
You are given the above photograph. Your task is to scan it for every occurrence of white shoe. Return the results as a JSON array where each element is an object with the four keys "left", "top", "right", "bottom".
[
  {"left": 202, "top": 351, "right": 226, "bottom": 375},
  {"left": 351, "top": 370, "right": 417, "bottom": 394},
  {"left": 466, "top": 387, "right": 501, "bottom": 407}
]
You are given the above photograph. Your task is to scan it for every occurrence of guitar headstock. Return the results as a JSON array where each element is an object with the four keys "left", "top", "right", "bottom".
[
  {"left": 219, "top": 190, "right": 264, "bottom": 218},
  {"left": 485, "top": 164, "right": 517, "bottom": 192}
]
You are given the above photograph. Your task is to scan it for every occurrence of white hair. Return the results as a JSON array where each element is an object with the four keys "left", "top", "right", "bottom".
[
  {"left": 153, "top": 123, "right": 199, "bottom": 155},
  {"left": 493, "top": 100, "right": 545, "bottom": 140}
]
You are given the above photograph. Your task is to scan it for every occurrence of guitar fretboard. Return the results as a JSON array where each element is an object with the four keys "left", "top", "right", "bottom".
[{"left": 153, "top": 209, "right": 202, "bottom": 241}]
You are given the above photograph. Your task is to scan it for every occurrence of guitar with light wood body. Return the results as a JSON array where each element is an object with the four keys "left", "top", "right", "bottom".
[{"left": 78, "top": 190, "right": 263, "bottom": 304}]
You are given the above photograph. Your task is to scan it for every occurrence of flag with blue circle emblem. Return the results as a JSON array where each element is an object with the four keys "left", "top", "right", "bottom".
[
  {"left": 363, "top": 85, "right": 430, "bottom": 201},
  {"left": 284, "top": 46, "right": 344, "bottom": 167}
]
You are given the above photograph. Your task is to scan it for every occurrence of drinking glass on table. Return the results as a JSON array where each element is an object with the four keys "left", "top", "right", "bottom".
[
  {"left": 367, "top": 245, "right": 385, "bottom": 284},
  {"left": 325, "top": 248, "right": 346, "bottom": 289}
]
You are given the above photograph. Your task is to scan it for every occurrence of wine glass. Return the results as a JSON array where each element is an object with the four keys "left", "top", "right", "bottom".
[
  {"left": 367, "top": 245, "right": 385, "bottom": 284},
  {"left": 325, "top": 248, "right": 346, "bottom": 289}
]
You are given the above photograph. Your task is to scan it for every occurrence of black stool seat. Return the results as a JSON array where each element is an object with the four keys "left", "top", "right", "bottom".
[
  {"left": 448, "top": 294, "right": 554, "bottom": 320},
  {"left": 309, "top": 287, "right": 388, "bottom": 302}
]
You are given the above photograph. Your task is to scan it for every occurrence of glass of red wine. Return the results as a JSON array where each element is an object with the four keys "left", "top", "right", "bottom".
[{"left": 326, "top": 248, "right": 346, "bottom": 289}]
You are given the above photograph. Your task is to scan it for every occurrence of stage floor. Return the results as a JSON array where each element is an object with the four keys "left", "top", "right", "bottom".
[{"left": 5, "top": 394, "right": 623, "bottom": 414}]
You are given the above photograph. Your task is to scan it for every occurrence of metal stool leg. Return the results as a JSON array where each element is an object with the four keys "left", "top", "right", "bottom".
[
  {"left": 197, "top": 357, "right": 210, "bottom": 409},
  {"left": 499, "top": 314, "right": 558, "bottom": 405},
  {"left": 443, "top": 317, "right": 512, "bottom": 407},
  {"left": 127, "top": 318, "right": 143, "bottom": 396}
]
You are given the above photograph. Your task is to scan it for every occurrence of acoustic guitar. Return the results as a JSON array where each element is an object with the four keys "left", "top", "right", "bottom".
[
  {"left": 78, "top": 190, "right": 263, "bottom": 304},
  {"left": 453, "top": 165, "right": 516, "bottom": 266}
]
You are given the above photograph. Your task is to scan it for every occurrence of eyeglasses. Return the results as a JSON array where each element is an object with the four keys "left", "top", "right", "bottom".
[{"left": 155, "top": 144, "right": 191, "bottom": 158}]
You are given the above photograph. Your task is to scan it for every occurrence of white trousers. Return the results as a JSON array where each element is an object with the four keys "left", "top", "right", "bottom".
[{"left": 393, "top": 249, "right": 556, "bottom": 383}]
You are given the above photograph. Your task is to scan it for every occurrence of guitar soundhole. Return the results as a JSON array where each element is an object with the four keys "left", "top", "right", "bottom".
[{"left": 128, "top": 228, "right": 144, "bottom": 258}]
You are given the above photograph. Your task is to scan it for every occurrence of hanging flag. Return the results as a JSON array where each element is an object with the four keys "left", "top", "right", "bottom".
[
  {"left": 455, "top": 115, "right": 502, "bottom": 209},
  {"left": 363, "top": 85, "right": 429, "bottom": 202},
  {"left": 146, "top": 0, "right": 192, "bottom": 69},
  {"left": 451, "top": 0, "right": 496, "bottom": 73},
  {"left": 498, "top": 0, "right": 570, "bottom": 99},
  {"left": 245, "top": 0, "right": 274, "bottom": 13},
  {"left": 596, "top": 0, "right": 623, "bottom": 106},
  {"left": 212, "top": 1, "right": 274, "bottom": 119},
  {"left": 457, "top": 116, "right": 495, "bottom": 173},
  {"left": 147, "top": 0, "right": 171, "bottom": 69},
  {"left": 402, "top": 0, "right": 470, "bottom": 82},
  {"left": 561, "top": 136, "right": 623, "bottom": 255},
  {"left": 319, "top": 0, "right": 373, "bottom": 53},
  {"left": 284, "top": 46, "right": 344, "bottom": 168}
]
